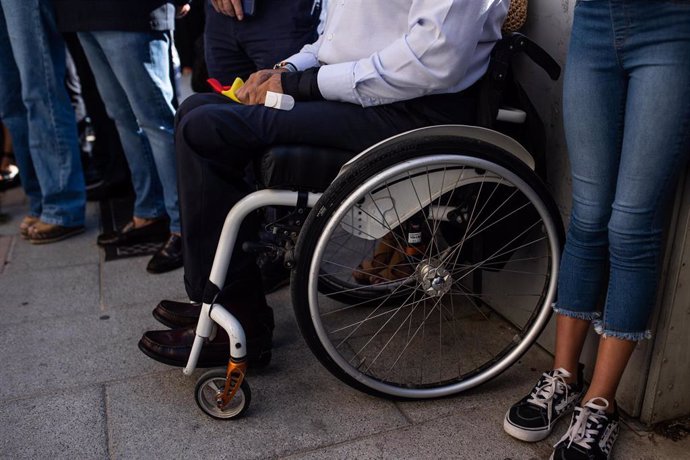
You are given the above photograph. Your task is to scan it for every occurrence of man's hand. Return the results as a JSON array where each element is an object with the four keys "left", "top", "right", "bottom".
[
  {"left": 176, "top": 4, "right": 191, "bottom": 18},
  {"left": 210, "top": 0, "right": 245, "bottom": 20},
  {"left": 235, "top": 69, "right": 285, "bottom": 105}
]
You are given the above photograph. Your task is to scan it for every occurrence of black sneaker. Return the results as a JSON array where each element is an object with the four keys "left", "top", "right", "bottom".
[
  {"left": 504, "top": 366, "right": 585, "bottom": 442},
  {"left": 551, "top": 397, "right": 620, "bottom": 460}
]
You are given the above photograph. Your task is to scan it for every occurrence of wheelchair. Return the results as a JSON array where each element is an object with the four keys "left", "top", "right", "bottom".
[{"left": 186, "top": 33, "right": 565, "bottom": 420}]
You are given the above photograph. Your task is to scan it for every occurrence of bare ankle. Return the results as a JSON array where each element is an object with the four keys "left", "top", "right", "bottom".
[
  {"left": 552, "top": 364, "right": 578, "bottom": 385},
  {"left": 132, "top": 217, "right": 158, "bottom": 228}
]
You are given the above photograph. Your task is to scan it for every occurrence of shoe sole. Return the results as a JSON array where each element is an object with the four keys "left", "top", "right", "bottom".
[
  {"left": 145, "top": 259, "right": 183, "bottom": 274},
  {"left": 137, "top": 338, "right": 272, "bottom": 369},
  {"left": 152, "top": 308, "right": 197, "bottom": 329},
  {"left": 97, "top": 233, "right": 168, "bottom": 248},
  {"left": 137, "top": 339, "right": 222, "bottom": 368},
  {"left": 503, "top": 409, "right": 566, "bottom": 442},
  {"left": 28, "top": 227, "right": 85, "bottom": 245}
]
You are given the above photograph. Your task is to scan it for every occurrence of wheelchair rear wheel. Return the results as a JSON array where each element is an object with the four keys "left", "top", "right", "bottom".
[{"left": 292, "top": 135, "right": 563, "bottom": 399}]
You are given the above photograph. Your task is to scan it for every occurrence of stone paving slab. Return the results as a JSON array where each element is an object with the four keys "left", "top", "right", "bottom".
[
  {"left": 0, "top": 234, "right": 12, "bottom": 275},
  {"left": 396, "top": 348, "right": 553, "bottom": 425},
  {"left": 106, "top": 343, "right": 409, "bottom": 459},
  {"left": 0, "top": 263, "right": 99, "bottom": 326},
  {"left": 0, "top": 188, "right": 27, "bottom": 237},
  {"left": 4, "top": 206, "right": 101, "bottom": 274},
  {"left": 0, "top": 304, "right": 165, "bottom": 401},
  {"left": 100, "top": 256, "right": 186, "bottom": 309},
  {"left": 0, "top": 385, "right": 108, "bottom": 459},
  {"left": 285, "top": 411, "right": 547, "bottom": 460},
  {"left": 613, "top": 424, "right": 690, "bottom": 460},
  {"left": 2, "top": 187, "right": 690, "bottom": 460}
]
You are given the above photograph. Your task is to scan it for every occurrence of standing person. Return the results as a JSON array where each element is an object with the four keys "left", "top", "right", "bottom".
[
  {"left": 138, "top": 0, "right": 510, "bottom": 370},
  {"left": 503, "top": 1, "right": 690, "bottom": 458},
  {"left": 0, "top": 0, "right": 86, "bottom": 243},
  {"left": 52, "top": 0, "right": 191, "bottom": 273},
  {"left": 152, "top": 0, "right": 323, "bottom": 317},
  {"left": 61, "top": 33, "right": 132, "bottom": 201},
  {"left": 204, "top": 0, "right": 321, "bottom": 84}
]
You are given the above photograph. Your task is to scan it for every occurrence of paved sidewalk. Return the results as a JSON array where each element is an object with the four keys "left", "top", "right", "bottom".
[{"left": 0, "top": 187, "right": 687, "bottom": 459}]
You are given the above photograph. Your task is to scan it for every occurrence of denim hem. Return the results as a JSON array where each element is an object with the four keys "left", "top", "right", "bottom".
[
  {"left": 552, "top": 304, "right": 601, "bottom": 321},
  {"left": 39, "top": 215, "right": 85, "bottom": 227},
  {"left": 592, "top": 320, "right": 652, "bottom": 341},
  {"left": 131, "top": 212, "right": 167, "bottom": 221}
]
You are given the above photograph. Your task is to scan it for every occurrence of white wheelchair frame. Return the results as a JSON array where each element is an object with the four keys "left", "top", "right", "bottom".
[
  {"left": 184, "top": 120, "right": 560, "bottom": 418},
  {"left": 184, "top": 29, "right": 565, "bottom": 419}
]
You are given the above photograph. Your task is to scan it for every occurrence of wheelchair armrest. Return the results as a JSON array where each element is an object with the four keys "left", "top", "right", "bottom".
[
  {"left": 505, "top": 33, "right": 561, "bottom": 81},
  {"left": 476, "top": 33, "right": 561, "bottom": 129}
]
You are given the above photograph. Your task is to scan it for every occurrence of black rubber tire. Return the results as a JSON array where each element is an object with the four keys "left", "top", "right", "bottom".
[
  {"left": 291, "top": 134, "right": 564, "bottom": 399},
  {"left": 195, "top": 368, "right": 251, "bottom": 420}
]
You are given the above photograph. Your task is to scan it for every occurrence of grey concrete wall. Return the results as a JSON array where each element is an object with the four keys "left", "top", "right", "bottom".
[
  {"left": 641, "top": 172, "right": 690, "bottom": 424},
  {"left": 514, "top": 0, "right": 574, "bottom": 216}
]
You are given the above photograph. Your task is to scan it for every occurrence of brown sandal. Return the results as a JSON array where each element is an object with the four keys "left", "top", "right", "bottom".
[
  {"left": 370, "top": 249, "right": 416, "bottom": 284},
  {"left": 19, "top": 216, "right": 39, "bottom": 239},
  {"left": 353, "top": 232, "right": 405, "bottom": 285},
  {"left": 27, "top": 220, "right": 85, "bottom": 245}
]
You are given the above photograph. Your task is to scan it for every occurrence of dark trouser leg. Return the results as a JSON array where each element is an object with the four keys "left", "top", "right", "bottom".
[
  {"left": 203, "top": 2, "right": 255, "bottom": 83},
  {"left": 175, "top": 88, "right": 477, "bottom": 325},
  {"left": 203, "top": 0, "right": 317, "bottom": 83},
  {"left": 236, "top": 0, "right": 318, "bottom": 72}
]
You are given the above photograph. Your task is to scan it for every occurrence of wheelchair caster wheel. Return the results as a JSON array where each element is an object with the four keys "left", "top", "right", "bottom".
[{"left": 194, "top": 368, "right": 251, "bottom": 420}]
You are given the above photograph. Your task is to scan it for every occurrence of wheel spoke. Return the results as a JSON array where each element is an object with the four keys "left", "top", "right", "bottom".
[{"left": 303, "top": 151, "right": 560, "bottom": 397}]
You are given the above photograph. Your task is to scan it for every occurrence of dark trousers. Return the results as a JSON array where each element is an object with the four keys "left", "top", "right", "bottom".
[
  {"left": 175, "top": 88, "right": 479, "bottom": 325},
  {"left": 204, "top": 0, "right": 318, "bottom": 83}
]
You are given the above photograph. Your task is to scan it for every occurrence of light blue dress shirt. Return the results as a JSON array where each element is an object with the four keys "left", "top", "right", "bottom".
[{"left": 285, "top": 0, "right": 510, "bottom": 107}]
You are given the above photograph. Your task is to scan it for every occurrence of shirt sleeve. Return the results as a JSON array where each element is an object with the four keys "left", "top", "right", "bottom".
[
  {"left": 318, "top": 0, "right": 507, "bottom": 107},
  {"left": 283, "top": 32, "right": 326, "bottom": 71}
]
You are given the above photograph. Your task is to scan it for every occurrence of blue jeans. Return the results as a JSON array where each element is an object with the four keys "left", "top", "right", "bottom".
[
  {"left": 557, "top": 0, "right": 690, "bottom": 340},
  {"left": 78, "top": 31, "right": 180, "bottom": 233},
  {"left": 0, "top": 0, "right": 85, "bottom": 226}
]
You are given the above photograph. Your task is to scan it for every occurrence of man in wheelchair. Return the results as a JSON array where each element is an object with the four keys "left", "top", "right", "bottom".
[{"left": 138, "top": 0, "right": 511, "bottom": 369}]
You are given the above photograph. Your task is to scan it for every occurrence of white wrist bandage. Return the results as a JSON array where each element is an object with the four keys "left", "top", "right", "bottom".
[{"left": 264, "top": 92, "right": 295, "bottom": 111}]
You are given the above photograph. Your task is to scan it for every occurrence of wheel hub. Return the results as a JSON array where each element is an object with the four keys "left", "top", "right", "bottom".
[{"left": 415, "top": 258, "right": 452, "bottom": 297}]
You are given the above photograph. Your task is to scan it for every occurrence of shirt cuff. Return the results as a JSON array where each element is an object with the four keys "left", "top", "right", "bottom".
[
  {"left": 317, "top": 62, "right": 361, "bottom": 105},
  {"left": 283, "top": 52, "right": 320, "bottom": 72}
]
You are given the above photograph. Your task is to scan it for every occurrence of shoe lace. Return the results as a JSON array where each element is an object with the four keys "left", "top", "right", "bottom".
[
  {"left": 557, "top": 397, "right": 610, "bottom": 451},
  {"left": 526, "top": 368, "right": 571, "bottom": 428}
]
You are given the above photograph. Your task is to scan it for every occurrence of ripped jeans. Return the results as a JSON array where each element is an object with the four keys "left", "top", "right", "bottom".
[{"left": 556, "top": 0, "right": 690, "bottom": 341}]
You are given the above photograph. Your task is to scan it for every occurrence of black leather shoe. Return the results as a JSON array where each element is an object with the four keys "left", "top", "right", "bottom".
[
  {"left": 138, "top": 323, "right": 273, "bottom": 368},
  {"left": 97, "top": 218, "right": 169, "bottom": 246},
  {"left": 146, "top": 234, "right": 183, "bottom": 274},
  {"left": 152, "top": 299, "right": 275, "bottom": 330},
  {"left": 152, "top": 300, "right": 202, "bottom": 328}
]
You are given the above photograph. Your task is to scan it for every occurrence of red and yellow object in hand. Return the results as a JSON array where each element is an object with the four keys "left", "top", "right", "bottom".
[{"left": 207, "top": 77, "right": 245, "bottom": 103}]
